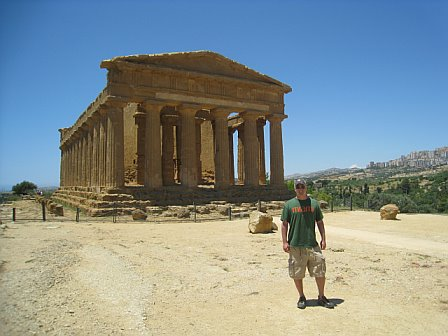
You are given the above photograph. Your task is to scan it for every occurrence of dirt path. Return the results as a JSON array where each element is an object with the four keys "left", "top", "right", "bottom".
[
  {"left": 1, "top": 202, "right": 447, "bottom": 335},
  {"left": 326, "top": 226, "right": 448, "bottom": 258}
]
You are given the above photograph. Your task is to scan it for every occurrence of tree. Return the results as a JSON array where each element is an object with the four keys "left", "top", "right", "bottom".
[
  {"left": 363, "top": 183, "right": 369, "bottom": 194},
  {"left": 400, "top": 178, "right": 411, "bottom": 194},
  {"left": 286, "top": 179, "right": 295, "bottom": 191},
  {"left": 12, "top": 181, "right": 37, "bottom": 195}
]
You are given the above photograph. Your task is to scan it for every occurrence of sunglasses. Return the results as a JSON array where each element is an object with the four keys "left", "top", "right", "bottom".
[{"left": 295, "top": 185, "right": 306, "bottom": 189}]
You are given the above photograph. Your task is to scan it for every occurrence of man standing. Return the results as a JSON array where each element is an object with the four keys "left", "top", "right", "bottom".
[{"left": 281, "top": 179, "right": 334, "bottom": 309}]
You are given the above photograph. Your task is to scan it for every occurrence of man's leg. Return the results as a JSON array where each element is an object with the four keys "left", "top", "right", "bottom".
[
  {"left": 294, "top": 278, "right": 306, "bottom": 309},
  {"left": 315, "top": 276, "right": 325, "bottom": 297},
  {"left": 293, "top": 278, "right": 305, "bottom": 297},
  {"left": 289, "top": 247, "right": 307, "bottom": 308},
  {"left": 315, "top": 276, "right": 334, "bottom": 308}
]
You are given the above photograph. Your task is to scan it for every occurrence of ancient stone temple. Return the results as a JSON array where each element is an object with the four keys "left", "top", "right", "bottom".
[{"left": 52, "top": 51, "right": 292, "bottom": 215}]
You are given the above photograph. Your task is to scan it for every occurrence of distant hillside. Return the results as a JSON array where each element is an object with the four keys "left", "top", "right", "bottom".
[
  {"left": 285, "top": 164, "right": 448, "bottom": 214},
  {"left": 286, "top": 164, "right": 448, "bottom": 182},
  {"left": 286, "top": 146, "right": 448, "bottom": 182},
  {"left": 285, "top": 167, "right": 362, "bottom": 181}
]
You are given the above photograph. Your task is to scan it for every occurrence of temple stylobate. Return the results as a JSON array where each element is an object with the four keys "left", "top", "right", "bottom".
[{"left": 54, "top": 51, "right": 292, "bottom": 215}]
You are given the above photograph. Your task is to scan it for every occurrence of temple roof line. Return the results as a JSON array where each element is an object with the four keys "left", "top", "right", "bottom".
[{"left": 101, "top": 50, "right": 292, "bottom": 93}]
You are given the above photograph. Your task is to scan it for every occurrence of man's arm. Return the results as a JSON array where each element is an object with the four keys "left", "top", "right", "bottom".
[
  {"left": 316, "top": 220, "right": 327, "bottom": 250},
  {"left": 282, "top": 220, "right": 290, "bottom": 252}
]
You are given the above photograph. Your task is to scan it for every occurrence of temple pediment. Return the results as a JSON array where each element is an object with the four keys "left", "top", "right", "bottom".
[{"left": 101, "top": 51, "right": 291, "bottom": 93}]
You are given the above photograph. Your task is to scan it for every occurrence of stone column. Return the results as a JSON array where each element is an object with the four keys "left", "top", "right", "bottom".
[
  {"left": 212, "top": 108, "right": 231, "bottom": 189},
  {"left": 257, "top": 119, "right": 267, "bottom": 185},
  {"left": 237, "top": 126, "right": 244, "bottom": 184},
  {"left": 65, "top": 147, "right": 69, "bottom": 186},
  {"left": 71, "top": 139, "right": 76, "bottom": 186},
  {"left": 105, "top": 116, "right": 112, "bottom": 187},
  {"left": 178, "top": 104, "right": 199, "bottom": 188},
  {"left": 70, "top": 143, "right": 75, "bottom": 186},
  {"left": 59, "top": 146, "right": 65, "bottom": 187},
  {"left": 63, "top": 145, "right": 69, "bottom": 187},
  {"left": 86, "top": 124, "right": 94, "bottom": 187},
  {"left": 76, "top": 135, "right": 82, "bottom": 186},
  {"left": 161, "top": 115, "right": 176, "bottom": 186},
  {"left": 84, "top": 130, "right": 90, "bottom": 187},
  {"left": 73, "top": 142, "right": 77, "bottom": 186},
  {"left": 66, "top": 144, "right": 71, "bottom": 186},
  {"left": 228, "top": 128, "right": 235, "bottom": 186},
  {"left": 195, "top": 118, "right": 203, "bottom": 184},
  {"left": 84, "top": 130, "right": 91, "bottom": 187},
  {"left": 174, "top": 124, "right": 181, "bottom": 183},
  {"left": 91, "top": 115, "right": 100, "bottom": 187},
  {"left": 133, "top": 106, "right": 146, "bottom": 185},
  {"left": 106, "top": 106, "right": 125, "bottom": 188},
  {"left": 71, "top": 142, "right": 76, "bottom": 186},
  {"left": 71, "top": 143, "right": 75, "bottom": 186},
  {"left": 62, "top": 145, "right": 66, "bottom": 187},
  {"left": 80, "top": 126, "right": 91, "bottom": 187},
  {"left": 241, "top": 111, "right": 260, "bottom": 186},
  {"left": 143, "top": 101, "right": 163, "bottom": 189},
  {"left": 98, "top": 113, "right": 107, "bottom": 187},
  {"left": 267, "top": 114, "right": 287, "bottom": 186},
  {"left": 79, "top": 132, "right": 85, "bottom": 186}
]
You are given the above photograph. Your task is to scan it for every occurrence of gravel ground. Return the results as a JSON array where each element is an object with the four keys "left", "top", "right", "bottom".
[{"left": 1, "top": 200, "right": 447, "bottom": 336}]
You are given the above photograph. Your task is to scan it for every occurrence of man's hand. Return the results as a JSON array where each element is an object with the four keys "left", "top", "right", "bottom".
[
  {"left": 283, "top": 242, "right": 290, "bottom": 253},
  {"left": 320, "top": 240, "right": 327, "bottom": 250}
]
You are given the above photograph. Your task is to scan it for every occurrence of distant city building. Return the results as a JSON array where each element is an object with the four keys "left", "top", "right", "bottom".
[{"left": 367, "top": 147, "right": 448, "bottom": 169}]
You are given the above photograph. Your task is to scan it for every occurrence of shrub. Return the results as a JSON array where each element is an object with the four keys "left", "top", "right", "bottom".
[{"left": 11, "top": 181, "right": 37, "bottom": 195}]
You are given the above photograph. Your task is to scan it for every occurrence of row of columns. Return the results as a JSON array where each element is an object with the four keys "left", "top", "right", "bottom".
[
  {"left": 60, "top": 105, "right": 124, "bottom": 188},
  {"left": 60, "top": 100, "right": 286, "bottom": 190},
  {"left": 231, "top": 114, "right": 285, "bottom": 186}
]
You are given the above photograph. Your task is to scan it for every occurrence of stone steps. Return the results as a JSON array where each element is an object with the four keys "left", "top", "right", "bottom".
[
  {"left": 51, "top": 185, "right": 294, "bottom": 217},
  {"left": 52, "top": 188, "right": 152, "bottom": 216}
]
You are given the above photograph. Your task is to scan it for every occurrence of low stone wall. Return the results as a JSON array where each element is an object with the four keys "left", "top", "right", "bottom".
[
  {"left": 144, "top": 200, "right": 285, "bottom": 220},
  {"left": 35, "top": 195, "right": 64, "bottom": 216}
]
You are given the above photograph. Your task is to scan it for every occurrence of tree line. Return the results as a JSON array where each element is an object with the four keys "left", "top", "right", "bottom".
[{"left": 287, "top": 170, "right": 448, "bottom": 214}]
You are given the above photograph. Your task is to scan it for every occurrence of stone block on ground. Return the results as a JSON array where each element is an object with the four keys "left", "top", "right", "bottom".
[
  {"left": 248, "top": 211, "right": 277, "bottom": 234},
  {"left": 380, "top": 204, "right": 400, "bottom": 220},
  {"left": 132, "top": 209, "right": 148, "bottom": 221},
  {"left": 53, "top": 205, "right": 64, "bottom": 216},
  {"left": 196, "top": 206, "right": 210, "bottom": 214},
  {"left": 146, "top": 206, "right": 165, "bottom": 215},
  {"left": 176, "top": 208, "right": 190, "bottom": 218},
  {"left": 217, "top": 205, "right": 230, "bottom": 216}
]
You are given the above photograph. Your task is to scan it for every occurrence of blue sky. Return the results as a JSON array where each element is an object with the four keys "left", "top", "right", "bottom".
[{"left": 0, "top": 0, "right": 447, "bottom": 189}]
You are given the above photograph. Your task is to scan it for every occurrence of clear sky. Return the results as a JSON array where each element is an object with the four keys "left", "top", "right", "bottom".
[{"left": 0, "top": 0, "right": 447, "bottom": 189}]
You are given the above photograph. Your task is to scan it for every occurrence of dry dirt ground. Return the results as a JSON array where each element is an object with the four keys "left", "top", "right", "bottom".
[{"left": 1, "top": 200, "right": 447, "bottom": 336}]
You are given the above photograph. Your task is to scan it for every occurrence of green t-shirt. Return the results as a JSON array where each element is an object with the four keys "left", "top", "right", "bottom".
[{"left": 280, "top": 197, "right": 323, "bottom": 248}]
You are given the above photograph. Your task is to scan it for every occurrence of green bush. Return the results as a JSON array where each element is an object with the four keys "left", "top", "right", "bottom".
[{"left": 11, "top": 181, "right": 37, "bottom": 195}]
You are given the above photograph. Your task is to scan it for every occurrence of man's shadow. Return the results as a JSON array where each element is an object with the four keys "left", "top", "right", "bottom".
[{"left": 305, "top": 298, "right": 345, "bottom": 308}]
